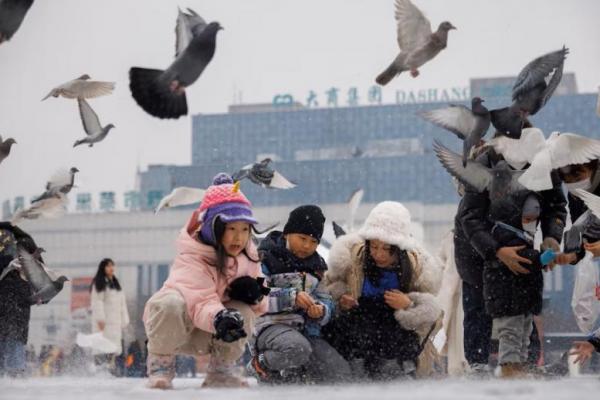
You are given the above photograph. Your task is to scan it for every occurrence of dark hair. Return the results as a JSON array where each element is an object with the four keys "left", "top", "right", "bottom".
[
  {"left": 362, "top": 241, "right": 412, "bottom": 293},
  {"left": 90, "top": 258, "right": 122, "bottom": 292},
  {"left": 210, "top": 217, "right": 259, "bottom": 276},
  {"left": 558, "top": 160, "right": 599, "bottom": 181}
]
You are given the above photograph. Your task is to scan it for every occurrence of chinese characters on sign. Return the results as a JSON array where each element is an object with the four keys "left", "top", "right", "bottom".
[{"left": 273, "top": 86, "right": 470, "bottom": 108}]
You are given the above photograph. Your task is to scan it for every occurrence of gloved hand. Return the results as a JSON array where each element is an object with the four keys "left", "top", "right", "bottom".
[
  {"left": 213, "top": 308, "right": 247, "bottom": 343},
  {"left": 227, "top": 276, "right": 271, "bottom": 305}
]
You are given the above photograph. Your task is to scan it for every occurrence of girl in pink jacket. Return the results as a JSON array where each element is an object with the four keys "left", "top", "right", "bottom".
[{"left": 144, "top": 173, "right": 269, "bottom": 389}]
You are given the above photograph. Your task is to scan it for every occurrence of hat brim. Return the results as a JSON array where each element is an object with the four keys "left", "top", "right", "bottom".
[{"left": 217, "top": 213, "right": 258, "bottom": 226}]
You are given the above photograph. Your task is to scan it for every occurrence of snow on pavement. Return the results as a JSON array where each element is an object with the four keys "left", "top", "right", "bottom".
[{"left": 2, "top": 376, "right": 600, "bottom": 400}]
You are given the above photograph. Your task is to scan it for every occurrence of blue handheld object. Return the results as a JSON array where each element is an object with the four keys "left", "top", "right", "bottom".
[{"left": 540, "top": 249, "right": 556, "bottom": 266}]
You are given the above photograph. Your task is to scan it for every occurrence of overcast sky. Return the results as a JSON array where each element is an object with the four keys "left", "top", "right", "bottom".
[{"left": 1, "top": 0, "right": 599, "bottom": 209}]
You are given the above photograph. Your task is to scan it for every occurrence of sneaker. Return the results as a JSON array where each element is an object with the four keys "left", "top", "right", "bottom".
[
  {"left": 499, "top": 363, "right": 528, "bottom": 379},
  {"left": 246, "top": 354, "right": 270, "bottom": 381},
  {"left": 466, "top": 363, "right": 493, "bottom": 379},
  {"left": 146, "top": 353, "right": 175, "bottom": 389}
]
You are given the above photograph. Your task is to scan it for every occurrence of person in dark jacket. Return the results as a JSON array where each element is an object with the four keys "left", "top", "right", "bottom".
[
  {"left": 0, "top": 222, "right": 38, "bottom": 377},
  {"left": 248, "top": 205, "right": 351, "bottom": 384},
  {"left": 483, "top": 192, "right": 547, "bottom": 378}
]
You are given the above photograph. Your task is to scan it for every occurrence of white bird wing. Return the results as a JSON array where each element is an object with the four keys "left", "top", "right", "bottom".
[
  {"left": 517, "top": 148, "right": 554, "bottom": 191},
  {"left": 78, "top": 98, "right": 102, "bottom": 136},
  {"left": 394, "top": 0, "right": 432, "bottom": 52},
  {"left": 65, "top": 80, "right": 115, "bottom": 99},
  {"left": 268, "top": 171, "right": 297, "bottom": 189},
  {"left": 11, "top": 194, "right": 68, "bottom": 224},
  {"left": 546, "top": 132, "right": 600, "bottom": 170},
  {"left": 46, "top": 169, "right": 72, "bottom": 192},
  {"left": 419, "top": 105, "right": 476, "bottom": 140},
  {"left": 347, "top": 188, "right": 364, "bottom": 232},
  {"left": 155, "top": 187, "right": 205, "bottom": 213},
  {"left": 487, "top": 127, "right": 545, "bottom": 165},
  {"left": 574, "top": 189, "right": 600, "bottom": 220},
  {"left": 175, "top": 7, "right": 207, "bottom": 58}
]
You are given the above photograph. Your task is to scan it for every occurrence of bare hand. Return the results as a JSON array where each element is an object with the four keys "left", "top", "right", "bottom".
[
  {"left": 555, "top": 252, "right": 577, "bottom": 265},
  {"left": 384, "top": 290, "right": 412, "bottom": 310},
  {"left": 295, "top": 291, "right": 315, "bottom": 310},
  {"left": 339, "top": 294, "right": 358, "bottom": 311},
  {"left": 97, "top": 321, "right": 105, "bottom": 331},
  {"left": 570, "top": 341, "right": 595, "bottom": 365},
  {"left": 584, "top": 240, "right": 600, "bottom": 257},
  {"left": 496, "top": 246, "right": 532, "bottom": 275},
  {"left": 307, "top": 304, "right": 325, "bottom": 319}
]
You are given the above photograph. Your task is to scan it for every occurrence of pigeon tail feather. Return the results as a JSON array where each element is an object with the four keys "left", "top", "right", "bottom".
[
  {"left": 376, "top": 61, "right": 401, "bottom": 86},
  {"left": 129, "top": 67, "right": 187, "bottom": 119}
]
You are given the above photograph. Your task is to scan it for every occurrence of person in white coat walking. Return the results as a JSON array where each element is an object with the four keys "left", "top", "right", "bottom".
[{"left": 90, "top": 258, "right": 130, "bottom": 368}]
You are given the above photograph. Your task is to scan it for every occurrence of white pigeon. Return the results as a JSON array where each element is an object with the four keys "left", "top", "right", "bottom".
[
  {"left": 155, "top": 187, "right": 206, "bottom": 214},
  {"left": 332, "top": 188, "right": 364, "bottom": 238},
  {"left": 42, "top": 74, "right": 115, "bottom": 101},
  {"left": 485, "top": 127, "right": 546, "bottom": 171},
  {"left": 73, "top": 98, "right": 115, "bottom": 148},
  {"left": 518, "top": 132, "right": 600, "bottom": 191},
  {"left": 31, "top": 167, "right": 79, "bottom": 203},
  {"left": 574, "top": 189, "right": 600, "bottom": 220},
  {"left": 11, "top": 193, "right": 68, "bottom": 224},
  {"left": 175, "top": 7, "right": 207, "bottom": 58}
]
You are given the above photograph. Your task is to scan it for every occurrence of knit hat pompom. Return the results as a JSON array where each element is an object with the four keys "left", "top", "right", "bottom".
[{"left": 213, "top": 173, "right": 234, "bottom": 186}]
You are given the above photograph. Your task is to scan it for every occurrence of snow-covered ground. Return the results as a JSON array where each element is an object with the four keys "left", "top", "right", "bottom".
[{"left": 2, "top": 376, "right": 600, "bottom": 400}]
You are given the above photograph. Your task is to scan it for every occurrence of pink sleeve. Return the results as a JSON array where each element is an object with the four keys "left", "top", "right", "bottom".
[{"left": 176, "top": 262, "right": 225, "bottom": 334}]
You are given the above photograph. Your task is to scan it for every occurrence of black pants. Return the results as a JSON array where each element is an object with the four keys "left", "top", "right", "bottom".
[
  {"left": 323, "top": 297, "right": 420, "bottom": 376},
  {"left": 462, "top": 281, "right": 493, "bottom": 365}
]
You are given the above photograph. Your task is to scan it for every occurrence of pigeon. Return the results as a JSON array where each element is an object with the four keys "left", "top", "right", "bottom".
[
  {"left": 0, "top": 134, "right": 16, "bottom": 165},
  {"left": 561, "top": 209, "right": 600, "bottom": 253},
  {"left": 433, "top": 139, "right": 525, "bottom": 200},
  {"left": 0, "top": 0, "right": 34, "bottom": 45},
  {"left": 73, "top": 98, "right": 115, "bottom": 148},
  {"left": 419, "top": 97, "right": 490, "bottom": 166},
  {"left": 129, "top": 8, "right": 222, "bottom": 119},
  {"left": 11, "top": 193, "right": 68, "bottom": 224},
  {"left": 485, "top": 127, "right": 546, "bottom": 171},
  {"left": 16, "top": 245, "right": 68, "bottom": 304},
  {"left": 517, "top": 132, "right": 600, "bottom": 191},
  {"left": 490, "top": 47, "right": 568, "bottom": 138},
  {"left": 332, "top": 188, "right": 364, "bottom": 238},
  {"left": 232, "top": 158, "right": 296, "bottom": 189},
  {"left": 376, "top": 0, "right": 455, "bottom": 86},
  {"left": 42, "top": 74, "right": 115, "bottom": 101},
  {"left": 31, "top": 167, "right": 79, "bottom": 203},
  {"left": 155, "top": 187, "right": 206, "bottom": 213},
  {"left": 574, "top": 189, "right": 600, "bottom": 222}
]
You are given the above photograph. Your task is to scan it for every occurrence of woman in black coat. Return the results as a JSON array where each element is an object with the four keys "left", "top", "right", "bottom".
[{"left": 0, "top": 222, "right": 38, "bottom": 377}]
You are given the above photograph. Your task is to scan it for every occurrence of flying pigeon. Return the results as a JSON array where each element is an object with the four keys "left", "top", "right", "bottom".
[
  {"left": 42, "top": 74, "right": 115, "bottom": 101},
  {"left": 0, "top": 135, "right": 16, "bottom": 165},
  {"left": 419, "top": 97, "right": 490, "bottom": 166},
  {"left": 517, "top": 132, "right": 600, "bottom": 191},
  {"left": 433, "top": 139, "right": 525, "bottom": 200},
  {"left": 574, "top": 189, "right": 600, "bottom": 222},
  {"left": 376, "top": 0, "right": 455, "bottom": 86},
  {"left": 332, "top": 188, "right": 364, "bottom": 238},
  {"left": 73, "top": 98, "right": 115, "bottom": 148},
  {"left": 16, "top": 245, "right": 68, "bottom": 304},
  {"left": 155, "top": 186, "right": 206, "bottom": 213},
  {"left": 0, "top": 0, "right": 34, "bottom": 45},
  {"left": 129, "top": 8, "right": 222, "bottom": 119},
  {"left": 31, "top": 167, "right": 79, "bottom": 203},
  {"left": 11, "top": 193, "right": 68, "bottom": 224},
  {"left": 485, "top": 127, "right": 546, "bottom": 171},
  {"left": 561, "top": 209, "right": 600, "bottom": 253},
  {"left": 232, "top": 158, "right": 296, "bottom": 189},
  {"left": 490, "top": 47, "right": 568, "bottom": 138}
]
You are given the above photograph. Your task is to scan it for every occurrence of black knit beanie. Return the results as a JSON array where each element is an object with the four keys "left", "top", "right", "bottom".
[{"left": 283, "top": 205, "right": 326, "bottom": 242}]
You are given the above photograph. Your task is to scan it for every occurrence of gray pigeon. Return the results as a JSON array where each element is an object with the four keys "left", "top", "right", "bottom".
[
  {"left": 420, "top": 97, "right": 491, "bottom": 166},
  {"left": 376, "top": 0, "right": 455, "bottom": 85},
  {"left": 0, "top": 135, "right": 16, "bottom": 165},
  {"left": 73, "top": 98, "right": 115, "bottom": 148},
  {"left": 17, "top": 245, "right": 68, "bottom": 304},
  {"left": 129, "top": 8, "right": 222, "bottom": 119},
  {"left": 232, "top": 158, "right": 296, "bottom": 189},
  {"left": 490, "top": 47, "right": 568, "bottom": 138},
  {"left": 0, "top": 0, "right": 34, "bottom": 45},
  {"left": 432, "top": 139, "right": 525, "bottom": 200},
  {"left": 31, "top": 167, "right": 79, "bottom": 203},
  {"left": 562, "top": 210, "right": 600, "bottom": 253},
  {"left": 332, "top": 221, "right": 346, "bottom": 238}
]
